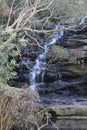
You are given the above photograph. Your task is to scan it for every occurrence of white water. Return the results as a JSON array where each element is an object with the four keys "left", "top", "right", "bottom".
[
  {"left": 30, "top": 25, "right": 64, "bottom": 90},
  {"left": 79, "top": 17, "right": 85, "bottom": 25}
]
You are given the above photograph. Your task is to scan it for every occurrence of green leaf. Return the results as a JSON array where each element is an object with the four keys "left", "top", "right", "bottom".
[{"left": 8, "top": 50, "right": 18, "bottom": 57}]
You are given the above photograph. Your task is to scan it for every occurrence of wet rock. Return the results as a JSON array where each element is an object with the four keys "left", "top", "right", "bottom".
[
  {"left": 16, "top": 60, "right": 34, "bottom": 73},
  {"left": 47, "top": 64, "right": 65, "bottom": 73},
  {"left": 60, "top": 72, "right": 79, "bottom": 81},
  {"left": 61, "top": 38, "right": 87, "bottom": 47},
  {"left": 68, "top": 46, "right": 87, "bottom": 60},
  {"left": 13, "top": 73, "right": 30, "bottom": 84},
  {"left": 64, "top": 63, "right": 87, "bottom": 75},
  {"left": 27, "top": 43, "right": 38, "bottom": 51},
  {"left": 36, "top": 83, "right": 46, "bottom": 93},
  {"left": 28, "top": 52, "right": 37, "bottom": 61},
  {"left": 44, "top": 72, "right": 57, "bottom": 83},
  {"left": 64, "top": 25, "right": 87, "bottom": 36}
]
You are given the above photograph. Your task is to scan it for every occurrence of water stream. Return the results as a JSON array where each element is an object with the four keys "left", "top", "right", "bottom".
[
  {"left": 30, "top": 25, "right": 64, "bottom": 90},
  {"left": 29, "top": 18, "right": 85, "bottom": 91}
]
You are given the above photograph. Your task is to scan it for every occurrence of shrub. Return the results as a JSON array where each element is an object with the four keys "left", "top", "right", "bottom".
[{"left": 0, "top": 88, "right": 44, "bottom": 130}]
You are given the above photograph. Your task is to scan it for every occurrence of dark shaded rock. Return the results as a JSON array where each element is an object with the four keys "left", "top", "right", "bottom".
[
  {"left": 60, "top": 72, "right": 79, "bottom": 81},
  {"left": 37, "top": 33, "right": 45, "bottom": 43},
  {"left": 27, "top": 43, "right": 38, "bottom": 51},
  {"left": 64, "top": 25, "right": 87, "bottom": 37},
  {"left": 16, "top": 60, "right": 34, "bottom": 73},
  {"left": 13, "top": 73, "right": 30, "bottom": 83},
  {"left": 28, "top": 51, "right": 37, "bottom": 61},
  {"left": 61, "top": 38, "right": 87, "bottom": 48},
  {"left": 9, "top": 80, "right": 27, "bottom": 88},
  {"left": 64, "top": 63, "right": 87, "bottom": 75},
  {"left": 21, "top": 51, "right": 39, "bottom": 61},
  {"left": 47, "top": 64, "right": 80, "bottom": 80},
  {"left": 44, "top": 72, "right": 57, "bottom": 83},
  {"left": 47, "top": 64, "right": 65, "bottom": 73}
]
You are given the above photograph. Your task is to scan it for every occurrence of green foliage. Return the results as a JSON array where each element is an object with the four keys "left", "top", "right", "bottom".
[
  {"left": 51, "top": 45, "right": 68, "bottom": 57},
  {"left": 0, "top": 43, "right": 17, "bottom": 82},
  {"left": 18, "top": 37, "right": 27, "bottom": 47},
  {"left": 0, "top": 26, "right": 28, "bottom": 83},
  {"left": 47, "top": 45, "right": 69, "bottom": 64}
]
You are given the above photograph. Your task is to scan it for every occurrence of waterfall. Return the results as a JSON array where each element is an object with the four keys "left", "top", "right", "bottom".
[
  {"left": 79, "top": 17, "right": 85, "bottom": 25},
  {"left": 29, "top": 25, "right": 64, "bottom": 90}
]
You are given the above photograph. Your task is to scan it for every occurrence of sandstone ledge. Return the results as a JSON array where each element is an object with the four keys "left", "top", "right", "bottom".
[{"left": 45, "top": 105, "right": 87, "bottom": 116}]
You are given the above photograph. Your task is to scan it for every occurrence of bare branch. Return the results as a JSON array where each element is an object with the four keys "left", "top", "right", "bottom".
[
  {"left": 6, "top": 0, "right": 15, "bottom": 28},
  {"left": 24, "top": 30, "right": 44, "bottom": 50}
]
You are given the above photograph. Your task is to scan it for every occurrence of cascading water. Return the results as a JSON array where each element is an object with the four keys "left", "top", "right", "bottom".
[{"left": 30, "top": 25, "right": 64, "bottom": 90}]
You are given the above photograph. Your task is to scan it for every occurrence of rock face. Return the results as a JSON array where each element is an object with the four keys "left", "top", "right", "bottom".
[
  {"left": 10, "top": 24, "right": 87, "bottom": 105},
  {"left": 40, "top": 26, "right": 87, "bottom": 105},
  {"left": 48, "top": 105, "right": 87, "bottom": 116}
]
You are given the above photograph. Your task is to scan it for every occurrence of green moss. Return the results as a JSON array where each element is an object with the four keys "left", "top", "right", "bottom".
[
  {"left": 51, "top": 45, "right": 68, "bottom": 56},
  {"left": 47, "top": 45, "right": 69, "bottom": 64}
]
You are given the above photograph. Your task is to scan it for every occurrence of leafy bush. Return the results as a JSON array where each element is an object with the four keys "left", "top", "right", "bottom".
[
  {"left": 0, "top": 25, "right": 28, "bottom": 83},
  {"left": 0, "top": 37, "right": 17, "bottom": 82}
]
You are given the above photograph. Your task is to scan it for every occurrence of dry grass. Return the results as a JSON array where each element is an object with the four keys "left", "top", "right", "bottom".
[
  {"left": 12, "top": 88, "right": 43, "bottom": 130},
  {"left": 0, "top": 93, "right": 16, "bottom": 130},
  {"left": 0, "top": 88, "right": 44, "bottom": 130}
]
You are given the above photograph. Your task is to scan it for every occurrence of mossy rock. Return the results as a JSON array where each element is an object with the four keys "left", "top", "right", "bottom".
[{"left": 47, "top": 45, "right": 69, "bottom": 64}]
